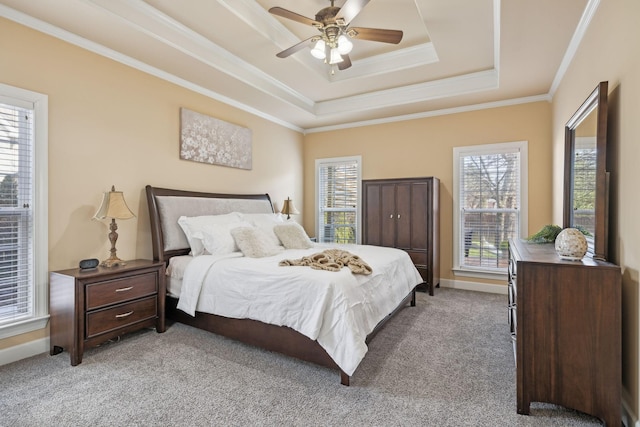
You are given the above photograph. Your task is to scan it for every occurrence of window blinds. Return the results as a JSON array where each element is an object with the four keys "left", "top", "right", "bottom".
[
  {"left": 0, "top": 101, "right": 34, "bottom": 325},
  {"left": 459, "top": 148, "right": 520, "bottom": 270},
  {"left": 317, "top": 159, "right": 359, "bottom": 244}
]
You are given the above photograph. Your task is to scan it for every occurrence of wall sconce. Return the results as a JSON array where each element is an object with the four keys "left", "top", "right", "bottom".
[
  {"left": 93, "top": 185, "right": 135, "bottom": 267},
  {"left": 280, "top": 197, "right": 300, "bottom": 220}
]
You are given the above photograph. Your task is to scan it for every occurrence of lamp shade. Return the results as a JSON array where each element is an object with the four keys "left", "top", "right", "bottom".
[
  {"left": 281, "top": 197, "right": 300, "bottom": 219},
  {"left": 329, "top": 48, "right": 343, "bottom": 65},
  {"left": 310, "top": 40, "right": 326, "bottom": 59},
  {"left": 93, "top": 186, "right": 135, "bottom": 220},
  {"left": 337, "top": 35, "right": 353, "bottom": 54}
]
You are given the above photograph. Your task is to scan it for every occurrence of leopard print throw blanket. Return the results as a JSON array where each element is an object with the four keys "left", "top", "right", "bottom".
[{"left": 279, "top": 249, "right": 372, "bottom": 275}]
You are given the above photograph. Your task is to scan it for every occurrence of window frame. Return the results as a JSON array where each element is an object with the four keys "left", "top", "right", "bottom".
[
  {"left": 452, "top": 141, "right": 528, "bottom": 280},
  {"left": 315, "top": 155, "right": 362, "bottom": 244},
  {"left": 0, "top": 83, "right": 49, "bottom": 339}
]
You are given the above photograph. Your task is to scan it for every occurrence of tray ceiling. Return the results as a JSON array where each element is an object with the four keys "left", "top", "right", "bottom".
[{"left": 0, "top": 0, "right": 592, "bottom": 132}]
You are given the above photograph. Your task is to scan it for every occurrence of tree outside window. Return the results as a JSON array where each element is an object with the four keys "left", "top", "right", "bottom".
[{"left": 453, "top": 141, "right": 527, "bottom": 276}]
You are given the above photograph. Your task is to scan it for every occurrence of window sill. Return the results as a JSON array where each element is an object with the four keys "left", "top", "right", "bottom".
[
  {"left": 0, "top": 315, "right": 50, "bottom": 340},
  {"left": 452, "top": 267, "right": 507, "bottom": 282}
]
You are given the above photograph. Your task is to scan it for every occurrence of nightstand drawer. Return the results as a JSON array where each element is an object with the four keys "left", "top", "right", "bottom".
[
  {"left": 86, "top": 272, "right": 157, "bottom": 310},
  {"left": 86, "top": 296, "right": 157, "bottom": 338}
]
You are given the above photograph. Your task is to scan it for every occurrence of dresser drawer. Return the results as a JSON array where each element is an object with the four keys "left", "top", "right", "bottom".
[
  {"left": 85, "top": 296, "right": 157, "bottom": 338},
  {"left": 86, "top": 272, "right": 157, "bottom": 310}
]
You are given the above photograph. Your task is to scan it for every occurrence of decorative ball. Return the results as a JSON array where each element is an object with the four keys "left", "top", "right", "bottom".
[{"left": 555, "top": 228, "right": 588, "bottom": 260}]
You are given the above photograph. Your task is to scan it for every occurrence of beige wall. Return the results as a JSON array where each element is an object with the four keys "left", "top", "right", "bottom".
[
  {"left": 3, "top": 1, "right": 639, "bottom": 420},
  {"left": 0, "top": 18, "right": 304, "bottom": 350},
  {"left": 304, "top": 102, "right": 553, "bottom": 286},
  {"left": 550, "top": 0, "right": 640, "bottom": 418}
]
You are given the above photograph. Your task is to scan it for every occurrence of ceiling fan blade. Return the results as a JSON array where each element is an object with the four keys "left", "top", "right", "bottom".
[
  {"left": 349, "top": 27, "right": 403, "bottom": 44},
  {"left": 276, "top": 36, "right": 317, "bottom": 58},
  {"left": 338, "top": 54, "right": 352, "bottom": 70},
  {"left": 335, "top": 0, "right": 370, "bottom": 25},
  {"left": 269, "top": 7, "right": 321, "bottom": 27}
]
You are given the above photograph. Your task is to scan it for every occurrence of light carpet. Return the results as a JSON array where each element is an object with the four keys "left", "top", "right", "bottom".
[{"left": 0, "top": 288, "right": 603, "bottom": 426}]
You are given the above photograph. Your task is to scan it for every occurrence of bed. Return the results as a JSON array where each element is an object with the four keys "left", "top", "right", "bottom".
[{"left": 145, "top": 185, "right": 422, "bottom": 385}]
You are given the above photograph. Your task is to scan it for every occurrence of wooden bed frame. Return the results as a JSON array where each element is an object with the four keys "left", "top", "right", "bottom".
[{"left": 145, "top": 185, "right": 417, "bottom": 385}]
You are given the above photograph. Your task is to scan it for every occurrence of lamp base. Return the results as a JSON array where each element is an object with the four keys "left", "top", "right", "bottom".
[{"left": 100, "top": 256, "right": 126, "bottom": 268}]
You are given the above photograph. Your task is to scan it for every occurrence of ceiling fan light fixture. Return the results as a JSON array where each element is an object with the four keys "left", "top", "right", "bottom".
[
  {"left": 329, "top": 47, "right": 343, "bottom": 64},
  {"left": 310, "top": 39, "right": 326, "bottom": 59},
  {"left": 337, "top": 34, "right": 353, "bottom": 54},
  {"left": 270, "top": 1, "right": 403, "bottom": 72}
]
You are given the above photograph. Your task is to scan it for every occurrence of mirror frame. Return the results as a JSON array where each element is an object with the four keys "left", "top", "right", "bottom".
[{"left": 563, "top": 81, "right": 609, "bottom": 261}]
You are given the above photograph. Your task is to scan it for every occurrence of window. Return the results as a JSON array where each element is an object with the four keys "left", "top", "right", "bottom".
[
  {"left": 315, "top": 156, "right": 361, "bottom": 244},
  {"left": 572, "top": 136, "right": 597, "bottom": 235},
  {"left": 453, "top": 141, "right": 527, "bottom": 278},
  {"left": 0, "top": 83, "right": 48, "bottom": 338}
]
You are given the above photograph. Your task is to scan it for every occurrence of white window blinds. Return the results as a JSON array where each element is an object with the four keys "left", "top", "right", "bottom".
[
  {"left": 0, "top": 100, "right": 34, "bottom": 325},
  {"left": 454, "top": 142, "right": 527, "bottom": 274},
  {"left": 316, "top": 157, "right": 361, "bottom": 244}
]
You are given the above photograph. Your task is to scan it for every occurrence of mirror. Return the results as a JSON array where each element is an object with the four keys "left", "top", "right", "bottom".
[{"left": 563, "top": 81, "right": 609, "bottom": 260}]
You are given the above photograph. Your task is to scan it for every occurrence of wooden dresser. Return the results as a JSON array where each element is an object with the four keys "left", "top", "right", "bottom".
[
  {"left": 50, "top": 259, "right": 166, "bottom": 365},
  {"left": 508, "top": 239, "right": 621, "bottom": 426},
  {"left": 362, "top": 177, "right": 440, "bottom": 295}
]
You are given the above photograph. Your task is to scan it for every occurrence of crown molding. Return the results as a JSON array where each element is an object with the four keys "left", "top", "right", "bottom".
[
  {"left": 305, "top": 94, "right": 551, "bottom": 134},
  {"left": 548, "top": 0, "right": 600, "bottom": 97},
  {"left": 315, "top": 69, "right": 499, "bottom": 116},
  {"left": 85, "top": 0, "right": 315, "bottom": 112}
]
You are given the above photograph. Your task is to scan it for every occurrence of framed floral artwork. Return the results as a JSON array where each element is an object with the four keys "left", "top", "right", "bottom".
[{"left": 179, "top": 108, "right": 252, "bottom": 170}]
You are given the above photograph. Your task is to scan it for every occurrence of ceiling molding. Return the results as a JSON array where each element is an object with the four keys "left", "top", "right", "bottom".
[
  {"left": 315, "top": 69, "right": 499, "bottom": 116},
  {"left": 0, "top": 3, "right": 305, "bottom": 132},
  {"left": 328, "top": 43, "right": 439, "bottom": 82},
  {"left": 86, "top": 0, "right": 315, "bottom": 112},
  {"left": 305, "top": 94, "right": 552, "bottom": 134},
  {"left": 548, "top": 0, "right": 600, "bottom": 97}
]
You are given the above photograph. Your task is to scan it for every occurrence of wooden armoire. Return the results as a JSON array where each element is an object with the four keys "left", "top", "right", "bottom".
[{"left": 362, "top": 177, "right": 440, "bottom": 295}]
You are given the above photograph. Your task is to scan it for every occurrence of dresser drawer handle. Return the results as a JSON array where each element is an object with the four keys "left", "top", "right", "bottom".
[
  {"left": 115, "top": 286, "right": 133, "bottom": 293},
  {"left": 115, "top": 311, "right": 134, "bottom": 319}
]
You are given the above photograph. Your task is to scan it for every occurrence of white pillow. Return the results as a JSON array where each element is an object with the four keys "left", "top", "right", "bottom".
[
  {"left": 231, "top": 226, "right": 284, "bottom": 258},
  {"left": 177, "top": 212, "right": 243, "bottom": 256},
  {"left": 241, "top": 213, "right": 284, "bottom": 248},
  {"left": 199, "top": 220, "right": 252, "bottom": 255},
  {"left": 273, "top": 222, "right": 313, "bottom": 249}
]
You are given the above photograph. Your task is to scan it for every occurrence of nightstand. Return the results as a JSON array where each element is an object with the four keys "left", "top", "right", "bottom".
[{"left": 49, "top": 259, "right": 166, "bottom": 366}]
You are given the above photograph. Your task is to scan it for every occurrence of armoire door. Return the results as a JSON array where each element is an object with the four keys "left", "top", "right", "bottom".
[{"left": 380, "top": 183, "right": 397, "bottom": 248}]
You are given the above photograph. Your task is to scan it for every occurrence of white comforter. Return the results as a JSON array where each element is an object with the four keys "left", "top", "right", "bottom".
[{"left": 176, "top": 243, "right": 422, "bottom": 376}]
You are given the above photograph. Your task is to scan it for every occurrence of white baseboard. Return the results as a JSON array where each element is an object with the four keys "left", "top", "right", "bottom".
[
  {"left": 440, "top": 277, "right": 508, "bottom": 294},
  {"left": 0, "top": 337, "right": 49, "bottom": 366}
]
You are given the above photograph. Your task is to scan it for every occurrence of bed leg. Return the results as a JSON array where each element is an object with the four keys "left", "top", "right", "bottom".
[
  {"left": 411, "top": 289, "right": 416, "bottom": 307},
  {"left": 340, "top": 370, "right": 350, "bottom": 386}
]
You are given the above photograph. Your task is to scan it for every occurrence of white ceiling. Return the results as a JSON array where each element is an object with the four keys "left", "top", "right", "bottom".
[{"left": 0, "top": 0, "right": 593, "bottom": 132}]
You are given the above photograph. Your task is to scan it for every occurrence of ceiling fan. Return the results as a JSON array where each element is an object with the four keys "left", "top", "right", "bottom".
[{"left": 269, "top": 0, "right": 403, "bottom": 72}]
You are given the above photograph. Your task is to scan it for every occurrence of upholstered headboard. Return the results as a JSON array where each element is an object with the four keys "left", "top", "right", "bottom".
[{"left": 145, "top": 185, "right": 273, "bottom": 264}]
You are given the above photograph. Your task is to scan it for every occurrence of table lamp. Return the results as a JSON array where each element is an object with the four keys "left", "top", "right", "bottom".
[{"left": 93, "top": 185, "right": 135, "bottom": 267}]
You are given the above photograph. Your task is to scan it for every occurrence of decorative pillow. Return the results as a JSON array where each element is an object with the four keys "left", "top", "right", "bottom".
[
  {"left": 241, "top": 213, "right": 284, "bottom": 248},
  {"left": 177, "top": 212, "right": 243, "bottom": 256},
  {"left": 273, "top": 222, "right": 313, "bottom": 250},
  {"left": 231, "top": 226, "right": 284, "bottom": 258}
]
